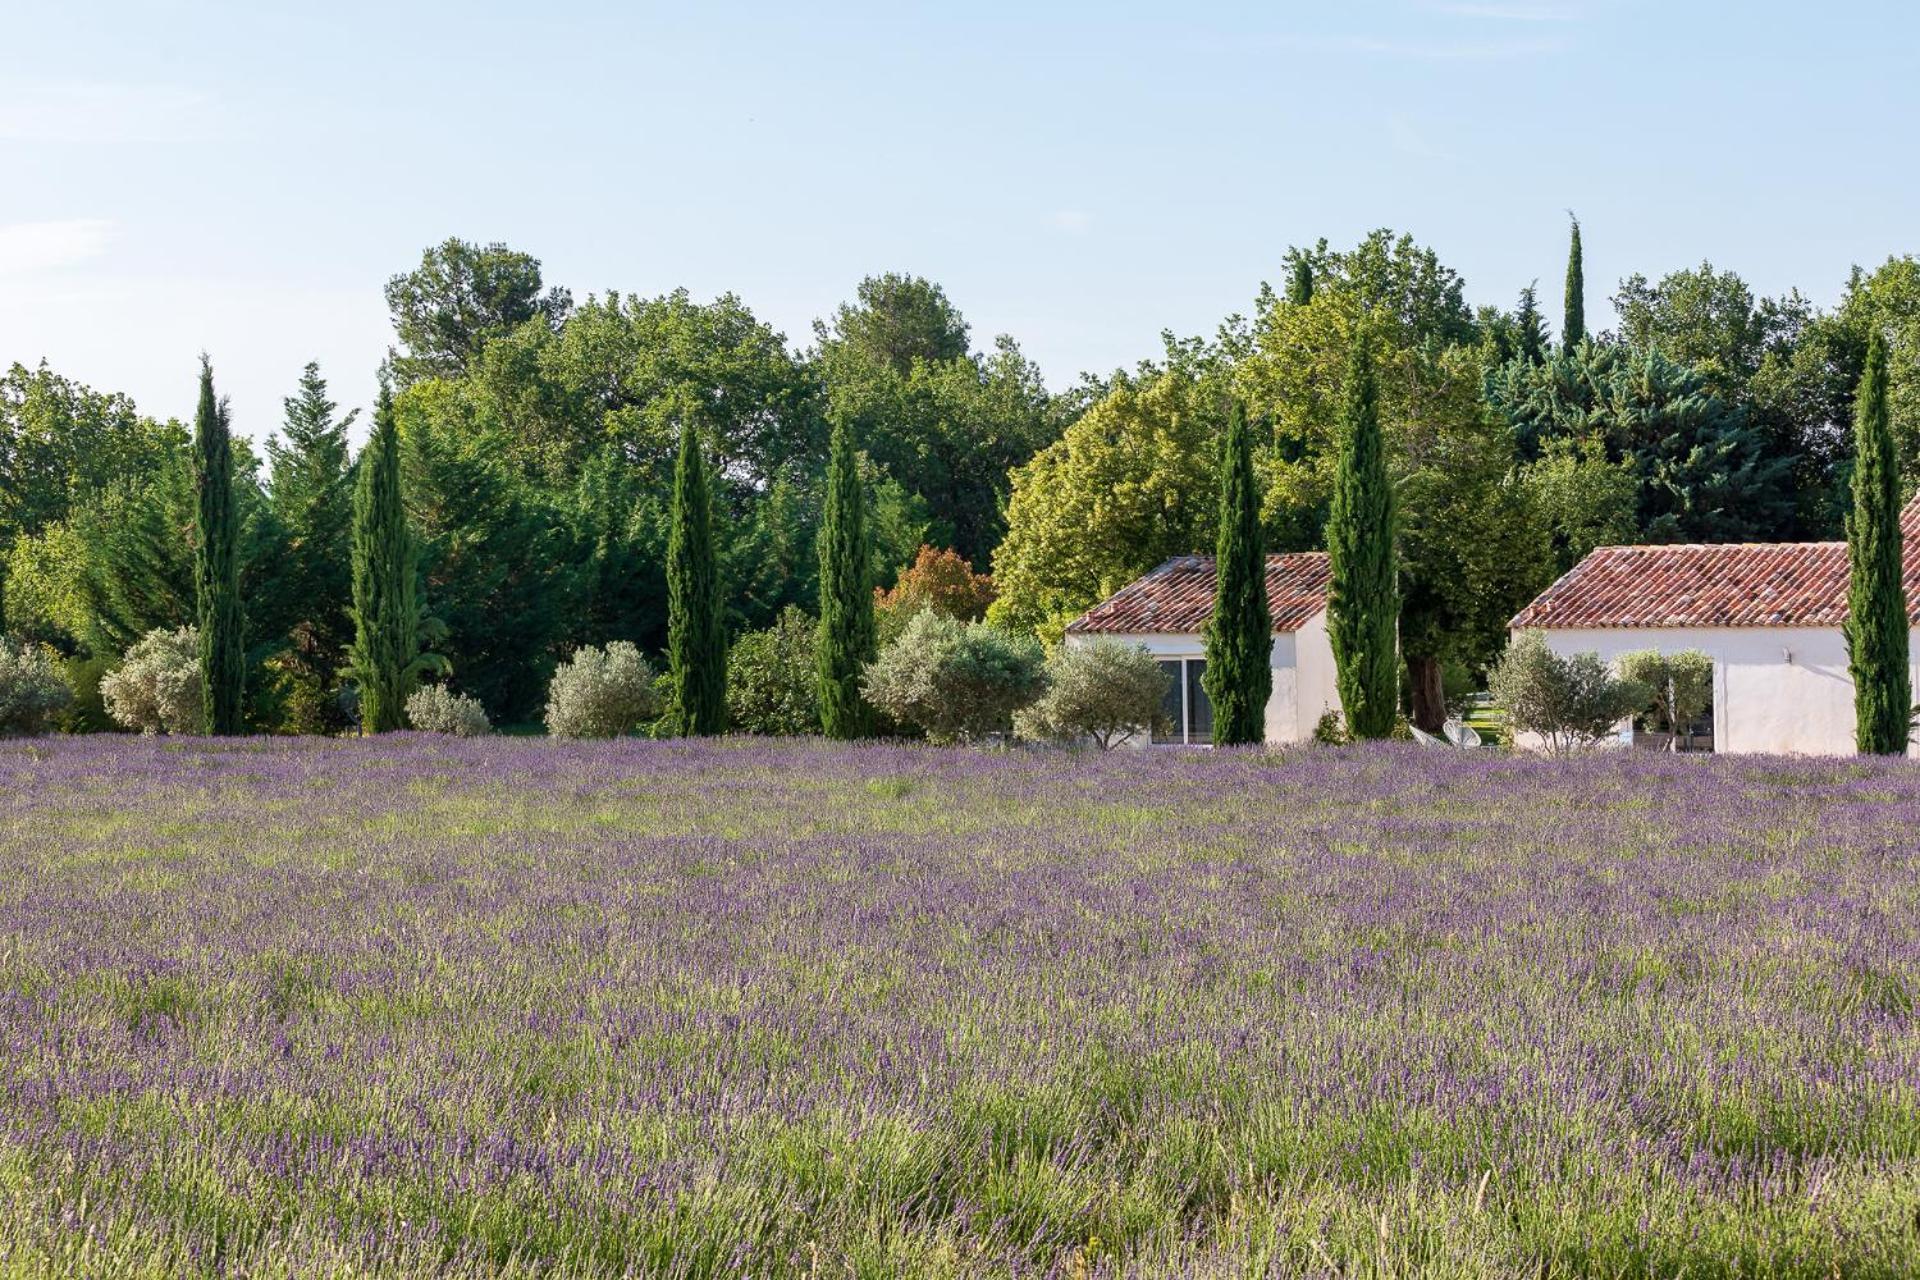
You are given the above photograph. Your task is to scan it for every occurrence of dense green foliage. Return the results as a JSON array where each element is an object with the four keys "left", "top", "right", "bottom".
[
  {"left": 726, "top": 606, "right": 820, "bottom": 736},
  {"left": 665, "top": 419, "right": 726, "bottom": 736},
  {"left": 815, "top": 419, "right": 874, "bottom": 739},
  {"left": 1325, "top": 331, "right": 1399, "bottom": 740},
  {"left": 1844, "top": 332, "right": 1910, "bottom": 754},
  {"left": 191, "top": 361, "right": 245, "bottom": 734},
  {"left": 5, "top": 229, "right": 1917, "bottom": 743},
  {"left": 1201, "top": 401, "right": 1271, "bottom": 745}
]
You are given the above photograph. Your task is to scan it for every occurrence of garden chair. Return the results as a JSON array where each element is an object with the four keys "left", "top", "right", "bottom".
[
  {"left": 1443, "top": 719, "right": 1482, "bottom": 749},
  {"left": 1409, "top": 724, "right": 1448, "bottom": 748}
]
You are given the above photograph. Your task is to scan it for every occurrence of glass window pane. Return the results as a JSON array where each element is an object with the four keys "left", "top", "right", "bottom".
[
  {"left": 1153, "top": 661, "right": 1183, "bottom": 744},
  {"left": 1186, "top": 659, "right": 1212, "bottom": 744}
]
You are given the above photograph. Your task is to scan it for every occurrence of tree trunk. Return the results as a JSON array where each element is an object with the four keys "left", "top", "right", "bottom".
[{"left": 1407, "top": 653, "right": 1447, "bottom": 734}]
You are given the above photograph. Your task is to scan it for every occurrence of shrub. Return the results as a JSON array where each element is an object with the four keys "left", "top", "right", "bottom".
[
  {"left": 100, "top": 627, "right": 203, "bottom": 735},
  {"left": 863, "top": 610, "right": 1045, "bottom": 745},
  {"left": 1489, "top": 630, "right": 1649, "bottom": 756},
  {"left": 405, "top": 685, "right": 492, "bottom": 737},
  {"left": 1015, "top": 638, "right": 1168, "bottom": 749},
  {"left": 727, "top": 607, "right": 819, "bottom": 736},
  {"left": 1616, "top": 648, "right": 1713, "bottom": 748},
  {"left": 545, "top": 641, "right": 660, "bottom": 738},
  {"left": 0, "top": 638, "right": 72, "bottom": 736}
]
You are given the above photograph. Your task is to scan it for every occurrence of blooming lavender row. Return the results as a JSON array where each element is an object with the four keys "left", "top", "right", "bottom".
[{"left": 1, "top": 736, "right": 1917, "bottom": 1277}]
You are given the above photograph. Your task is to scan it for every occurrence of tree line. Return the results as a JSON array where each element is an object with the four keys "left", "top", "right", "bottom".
[{"left": 3, "top": 223, "right": 1917, "bottom": 737}]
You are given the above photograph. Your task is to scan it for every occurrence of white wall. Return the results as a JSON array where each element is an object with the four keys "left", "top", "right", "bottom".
[
  {"left": 1531, "top": 625, "right": 1920, "bottom": 757},
  {"left": 1292, "top": 610, "right": 1342, "bottom": 740},
  {"left": 1064, "top": 613, "right": 1338, "bottom": 745}
]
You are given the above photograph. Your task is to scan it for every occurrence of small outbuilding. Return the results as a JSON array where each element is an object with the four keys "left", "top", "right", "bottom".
[
  {"left": 1509, "top": 505, "right": 1920, "bottom": 755},
  {"left": 1064, "top": 553, "right": 1340, "bottom": 745}
]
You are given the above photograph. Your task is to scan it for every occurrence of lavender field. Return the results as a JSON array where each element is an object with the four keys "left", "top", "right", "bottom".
[{"left": 1, "top": 737, "right": 1917, "bottom": 1278}]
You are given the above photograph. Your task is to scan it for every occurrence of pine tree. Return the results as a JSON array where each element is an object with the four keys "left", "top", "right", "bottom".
[
  {"left": 666, "top": 417, "right": 726, "bottom": 735},
  {"left": 1326, "top": 329, "right": 1399, "bottom": 739},
  {"left": 1514, "top": 283, "right": 1548, "bottom": 364},
  {"left": 266, "top": 362, "right": 357, "bottom": 725},
  {"left": 192, "top": 357, "right": 245, "bottom": 734},
  {"left": 1844, "top": 330, "right": 1910, "bottom": 755},
  {"left": 816, "top": 417, "right": 875, "bottom": 738},
  {"left": 1202, "top": 400, "right": 1272, "bottom": 745},
  {"left": 1286, "top": 258, "right": 1313, "bottom": 307},
  {"left": 1563, "top": 214, "right": 1586, "bottom": 351},
  {"left": 347, "top": 381, "right": 427, "bottom": 733}
]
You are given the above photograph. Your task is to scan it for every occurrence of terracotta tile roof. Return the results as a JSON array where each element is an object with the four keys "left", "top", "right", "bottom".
[
  {"left": 1513, "top": 497, "right": 1920, "bottom": 630},
  {"left": 1066, "top": 553, "right": 1331, "bottom": 635}
]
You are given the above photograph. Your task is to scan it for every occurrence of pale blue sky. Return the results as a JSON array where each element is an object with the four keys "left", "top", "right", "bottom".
[{"left": 2, "top": 1, "right": 1913, "bottom": 440}]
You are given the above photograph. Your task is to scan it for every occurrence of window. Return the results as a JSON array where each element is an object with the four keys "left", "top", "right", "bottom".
[{"left": 1152, "top": 657, "right": 1212, "bottom": 745}]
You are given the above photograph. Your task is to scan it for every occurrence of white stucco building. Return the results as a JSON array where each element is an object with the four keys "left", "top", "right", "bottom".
[
  {"left": 1063, "top": 553, "right": 1340, "bottom": 745},
  {"left": 1510, "top": 510, "right": 1920, "bottom": 756}
]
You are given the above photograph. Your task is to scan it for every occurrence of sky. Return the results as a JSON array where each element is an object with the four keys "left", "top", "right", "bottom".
[{"left": 2, "top": 0, "right": 1915, "bottom": 441}]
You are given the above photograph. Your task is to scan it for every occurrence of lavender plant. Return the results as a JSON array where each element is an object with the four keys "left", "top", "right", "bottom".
[{"left": 0, "top": 737, "right": 1916, "bottom": 1277}]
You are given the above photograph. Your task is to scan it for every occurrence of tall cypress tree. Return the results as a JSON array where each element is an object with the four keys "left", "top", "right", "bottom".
[
  {"left": 1326, "top": 328, "right": 1399, "bottom": 739},
  {"left": 1562, "top": 214, "right": 1586, "bottom": 351},
  {"left": 1202, "top": 400, "right": 1272, "bottom": 745},
  {"left": 1286, "top": 258, "right": 1314, "bottom": 307},
  {"left": 816, "top": 417, "right": 874, "bottom": 739},
  {"left": 347, "top": 381, "right": 424, "bottom": 733},
  {"left": 666, "top": 417, "right": 726, "bottom": 735},
  {"left": 193, "top": 356, "right": 245, "bottom": 734},
  {"left": 1845, "top": 330, "right": 1910, "bottom": 755}
]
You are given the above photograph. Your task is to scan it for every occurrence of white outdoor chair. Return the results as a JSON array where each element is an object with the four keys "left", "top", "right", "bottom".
[
  {"left": 1443, "top": 719, "right": 1483, "bottom": 749},
  {"left": 1409, "top": 724, "right": 1448, "bottom": 748}
]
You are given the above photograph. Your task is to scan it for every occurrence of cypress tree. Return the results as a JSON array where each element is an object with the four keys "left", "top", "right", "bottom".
[
  {"left": 347, "top": 381, "right": 423, "bottom": 733},
  {"left": 816, "top": 417, "right": 875, "bottom": 738},
  {"left": 1326, "top": 328, "right": 1399, "bottom": 739},
  {"left": 1202, "top": 400, "right": 1272, "bottom": 745},
  {"left": 1845, "top": 330, "right": 1910, "bottom": 755},
  {"left": 192, "top": 356, "right": 245, "bottom": 734},
  {"left": 1286, "top": 258, "right": 1313, "bottom": 307},
  {"left": 1562, "top": 214, "right": 1586, "bottom": 351},
  {"left": 666, "top": 417, "right": 726, "bottom": 735}
]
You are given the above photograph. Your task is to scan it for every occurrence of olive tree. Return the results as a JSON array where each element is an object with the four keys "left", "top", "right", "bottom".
[
  {"left": 1015, "top": 639, "right": 1169, "bottom": 750},
  {"left": 1489, "top": 630, "right": 1649, "bottom": 756},
  {"left": 1615, "top": 649, "right": 1713, "bottom": 750},
  {"left": 862, "top": 610, "right": 1045, "bottom": 744},
  {"left": 545, "top": 641, "right": 660, "bottom": 738},
  {"left": 0, "top": 638, "right": 71, "bottom": 736},
  {"left": 101, "top": 627, "right": 203, "bottom": 735}
]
